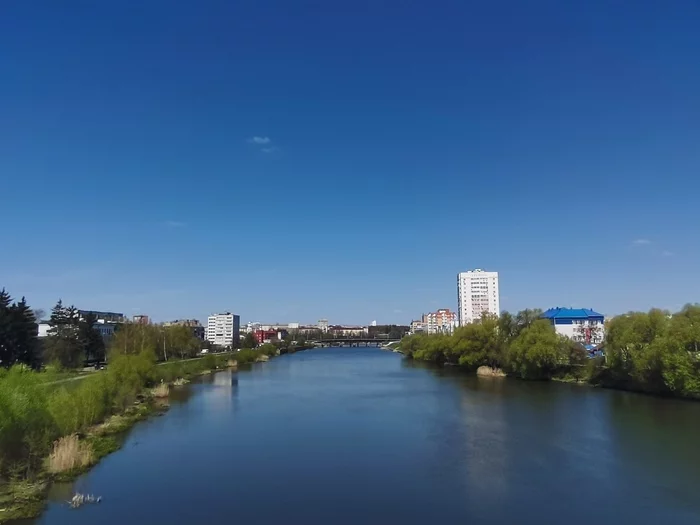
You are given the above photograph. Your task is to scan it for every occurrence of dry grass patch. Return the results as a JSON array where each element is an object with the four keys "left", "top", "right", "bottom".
[
  {"left": 46, "top": 435, "right": 93, "bottom": 474},
  {"left": 151, "top": 383, "right": 170, "bottom": 398}
]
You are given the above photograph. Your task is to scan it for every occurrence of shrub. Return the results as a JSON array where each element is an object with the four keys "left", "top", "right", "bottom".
[
  {"left": 507, "top": 320, "right": 562, "bottom": 380},
  {"left": 235, "top": 349, "right": 259, "bottom": 364},
  {"left": 0, "top": 366, "right": 56, "bottom": 477},
  {"left": 202, "top": 354, "right": 217, "bottom": 370},
  {"left": 106, "top": 351, "right": 157, "bottom": 410},
  {"left": 258, "top": 344, "right": 279, "bottom": 357}
]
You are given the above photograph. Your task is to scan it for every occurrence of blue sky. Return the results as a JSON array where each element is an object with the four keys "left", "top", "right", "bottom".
[{"left": 1, "top": 1, "right": 699, "bottom": 324}]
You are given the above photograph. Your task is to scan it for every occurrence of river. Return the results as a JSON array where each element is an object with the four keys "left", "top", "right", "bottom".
[{"left": 29, "top": 347, "right": 700, "bottom": 525}]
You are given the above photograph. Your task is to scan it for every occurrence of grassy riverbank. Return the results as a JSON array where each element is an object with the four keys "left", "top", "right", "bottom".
[{"left": 0, "top": 346, "right": 279, "bottom": 522}]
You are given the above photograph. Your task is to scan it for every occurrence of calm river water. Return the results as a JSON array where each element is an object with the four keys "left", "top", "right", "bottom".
[{"left": 31, "top": 347, "right": 700, "bottom": 524}]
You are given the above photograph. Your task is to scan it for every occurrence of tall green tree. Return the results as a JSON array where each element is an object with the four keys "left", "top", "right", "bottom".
[
  {"left": 165, "top": 325, "right": 200, "bottom": 359},
  {"left": 43, "top": 300, "right": 84, "bottom": 369},
  {"left": 109, "top": 322, "right": 157, "bottom": 357},
  {"left": 497, "top": 311, "right": 517, "bottom": 343},
  {"left": 0, "top": 288, "right": 13, "bottom": 367},
  {"left": 515, "top": 308, "right": 544, "bottom": 335},
  {"left": 507, "top": 319, "right": 562, "bottom": 379},
  {"left": 9, "top": 297, "right": 40, "bottom": 368},
  {"left": 78, "top": 312, "right": 105, "bottom": 363},
  {"left": 450, "top": 313, "right": 503, "bottom": 369},
  {"left": 0, "top": 289, "right": 40, "bottom": 368},
  {"left": 605, "top": 310, "right": 671, "bottom": 392},
  {"left": 670, "top": 304, "right": 700, "bottom": 354},
  {"left": 242, "top": 332, "right": 257, "bottom": 349}
]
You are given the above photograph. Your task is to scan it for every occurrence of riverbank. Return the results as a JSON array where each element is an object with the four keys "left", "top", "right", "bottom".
[
  {"left": 0, "top": 401, "right": 159, "bottom": 522},
  {"left": 0, "top": 347, "right": 279, "bottom": 523}
]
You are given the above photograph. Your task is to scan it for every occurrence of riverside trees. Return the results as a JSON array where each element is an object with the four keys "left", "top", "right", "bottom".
[
  {"left": 605, "top": 305, "right": 700, "bottom": 397},
  {"left": 402, "top": 305, "right": 700, "bottom": 398},
  {"left": 108, "top": 322, "right": 202, "bottom": 361},
  {"left": 402, "top": 311, "right": 575, "bottom": 376},
  {"left": 0, "top": 288, "right": 40, "bottom": 369},
  {"left": 42, "top": 301, "right": 106, "bottom": 369}
]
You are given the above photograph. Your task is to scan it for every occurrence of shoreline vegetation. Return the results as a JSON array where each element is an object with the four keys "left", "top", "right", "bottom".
[
  {"left": 0, "top": 286, "right": 316, "bottom": 523},
  {"left": 398, "top": 306, "right": 700, "bottom": 400},
  {"left": 0, "top": 344, "right": 292, "bottom": 523}
]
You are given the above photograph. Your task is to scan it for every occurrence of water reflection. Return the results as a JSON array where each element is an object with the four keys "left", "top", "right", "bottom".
[
  {"left": 459, "top": 377, "right": 510, "bottom": 504},
  {"left": 605, "top": 392, "right": 700, "bottom": 514}
]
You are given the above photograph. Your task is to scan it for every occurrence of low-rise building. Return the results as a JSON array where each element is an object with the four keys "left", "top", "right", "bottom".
[
  {"left": 423, "top": 309, "right": 458, "bottom": 334},
  {"left": 541, "top": 308, "right": 605, "bottom": 345},
  {"left": 78, "top": 310, "right": 126, "bottom": 324},
  {"left": 94, "top": 321, "right": 117, "bottom": 339},
  {"left": 254, "top": 329, "right": 288, "bottom": 344},
  {"left": 133, "top": 315, "right": 150, "bottom": 324},
  {"left": 37, "top": 319, "right": 118, "bottom": 341},
  {"left": 410, "top": 320, "right": 425, "bottom": 334},
  {"left": 37, "top": 322, "right": 51, "bottom": 338},
  {"left": 328, "top": 325, "right": 367, "bottom": 337}
]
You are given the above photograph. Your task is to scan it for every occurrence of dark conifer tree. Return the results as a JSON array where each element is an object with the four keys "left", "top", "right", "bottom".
[
  {"left": 0, "top": 288, "right": 13, "bottom": 367},
  {"left": 9, "top": 297, "right": 40, "bottom": 368},
  {"left": 78, "top": 312, "right": 105, "bottom": 363}
]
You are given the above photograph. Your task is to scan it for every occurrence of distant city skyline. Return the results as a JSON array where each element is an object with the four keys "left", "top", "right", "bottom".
[{"left": 2, "top": 2, "right": 699, "bottom": 324}]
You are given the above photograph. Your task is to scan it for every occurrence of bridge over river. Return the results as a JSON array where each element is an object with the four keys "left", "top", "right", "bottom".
[{"left": 310, "top": 338, "right": 401, "bottom": 347}]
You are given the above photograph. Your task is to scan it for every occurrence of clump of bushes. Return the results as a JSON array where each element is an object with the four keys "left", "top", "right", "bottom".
[{"left": 0, "top": 351, "right": 158, "bottom": 482}]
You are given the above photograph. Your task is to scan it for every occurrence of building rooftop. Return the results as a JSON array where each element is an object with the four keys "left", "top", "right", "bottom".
[{"left": 541, "top": 308, "right": 604, "bottom": 320}]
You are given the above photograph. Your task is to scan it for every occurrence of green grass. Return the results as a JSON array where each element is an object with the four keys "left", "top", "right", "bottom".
[{"left": 0, "top": 480, "right": 48, "bottom": 523}]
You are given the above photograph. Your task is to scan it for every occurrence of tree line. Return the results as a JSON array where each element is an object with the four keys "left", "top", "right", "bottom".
[
  {"left": 0, "top": 289, "right": 40, "bottom": 369},
  {"left": 401, "top": 305, "right": 700, "bottom": 398},
  {"left": 0, "top": 288, "right": 206, "bottom": 371},
  {"left": 401, "top": 308, "right": 585, "bottom": 380},
  {"left": 604, "top": 305, "right": 700, "bottom": 397}
]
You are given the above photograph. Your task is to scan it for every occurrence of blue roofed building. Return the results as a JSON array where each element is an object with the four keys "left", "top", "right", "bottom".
[{"left": 541, "top": 308, "right": 605, "bottom": 346}]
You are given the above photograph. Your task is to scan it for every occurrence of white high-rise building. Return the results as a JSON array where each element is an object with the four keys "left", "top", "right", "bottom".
[
  {"left": 206, "top": 312, "right": 240, "bottom": 348},
  {"left": 457, "top": 269, "right": 500, "bottom": 325}
]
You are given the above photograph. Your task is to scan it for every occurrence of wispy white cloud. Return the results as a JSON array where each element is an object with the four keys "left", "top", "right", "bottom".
[
  {"left": 393, "top": 309, "right": 403, "bottom": 314},
  {"left": 662, "top": 250, "right": 675, "bottom": 257},
  {"left": 261, "top": 147, "right": 278, "bottom": 154},
  {"left": 248, "top": 136, "right": 271, "bottom": 145},
  {"left": 631, "top": 239, "right": 651, "bottom": 246},
  {"left": 164, "top": 220, "right": 185, "bottom": 228}
]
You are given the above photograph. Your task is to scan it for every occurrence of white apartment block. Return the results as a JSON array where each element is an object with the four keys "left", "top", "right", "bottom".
[
  {"left": 206, "top": 313, "right": 240, "bottom": 348},
  {"left": 457, "top": 269, "right": 500, "bottom": 325},
  {"left": 410, "top": 320, "right": 425, "bottom": 334}
]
